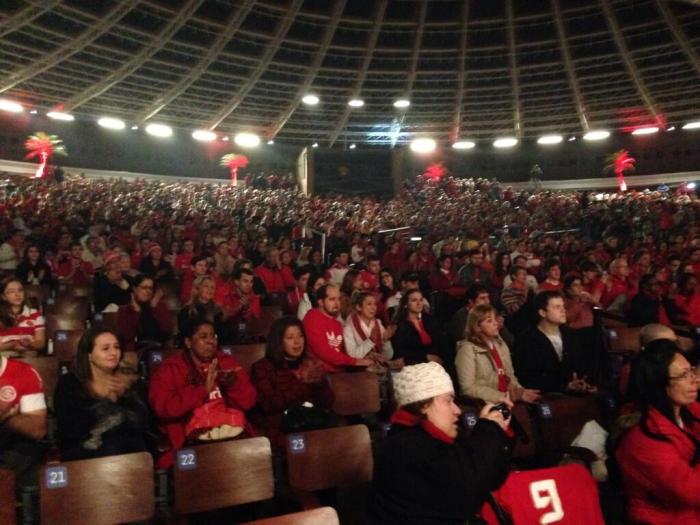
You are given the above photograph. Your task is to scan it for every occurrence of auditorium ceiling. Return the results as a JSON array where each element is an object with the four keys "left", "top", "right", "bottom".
[{"left": 1, "top": 0, "right": 699, "bottom": 147}]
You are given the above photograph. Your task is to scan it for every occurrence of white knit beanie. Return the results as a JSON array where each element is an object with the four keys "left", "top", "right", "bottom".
[{"left": 393, "top": 362, "right": 454, "bottom": 407}]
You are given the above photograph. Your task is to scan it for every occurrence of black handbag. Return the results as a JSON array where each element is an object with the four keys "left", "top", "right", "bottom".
[{"left": 281, "top": 404, "right": 337, "bottom": 434}]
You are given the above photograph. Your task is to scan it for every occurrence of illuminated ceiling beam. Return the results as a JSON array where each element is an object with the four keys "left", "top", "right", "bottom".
[
  {"left": 0, "top": 0, "right": 140, "bottom": 94},
  {"left": 267, "top": 0, "right": 346, "bottom": 140},
  {"left": 134, "top": 0, "right": 255, "bottom": 124},
  {"left": 405, "top": 1, "right": 428, "bottom": 99},
  {"left": 451, "top": 1, "right": 469, "bottom": 142},
  {"left": 327, "top": 0, "right": 388, "bottom": 148},
  {"left": 551, "top": 0, "right": 590, "bottom": 131},
  {"left": 600, "top": 0, "right": 661, "bottom": 120},
  {"left": 0, "top": 0, "right": 62, "bottom": 39},
  {"left": 505, "top": 0, "right": 522, "bottom": 138},
  {"left": 657, "top": 0, "right": 700, "bottom": 76},
  {"left": 63, "top": 0, "right": 205, "bottom": 112},
  {"left": 206, "top": 0, "right": 305, "bottom": 131}
]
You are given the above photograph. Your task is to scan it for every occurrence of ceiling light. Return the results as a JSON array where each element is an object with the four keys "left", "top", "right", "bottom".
[
  {"left": 410, "top": 138, "right": 436, "bottom": 153},
  {"left": 47, "top": 111, "right": 74, "bottom": 121},
  {"left": 234, "top": 132, "right": 260, "bottom": 148},
  {"left": 568, "top": 136, "right": 577, "bottom": 142},
  {"left": 131, "top": 125, "right": 138, "bottom": 130},
  {"left": 631, "top": 126, "right": 659, "bottom": 135},
  {"left": 394, "top": 99, "right": 410, "bottom": 109},
  {"left": 145, "top": 123, "right": 173, "bottom": 138},
  {"left": 452, "top": 141, "right": 475, "bottom": 150},
  {"left": 97, "top": 117, "right": 125, "bottom": 130},
  {"left": 312, "top": 142, "right": 318, "bottom": 148},
  {"left": 192, "top": 130, "right": 216, "bottom": 142},
  {"left": 302, "top": 94, "right": 319, "bottom": 106},
  {"left": 348, "top": 99, "right": 364, "bottom": 108},
  {"left": 267, "top": 140, "right": 274, "bottom": 145},
  {"left": 0, "top": 99, "right": 23, "bottom": 113},
  {"left": 349, "top": 143, "right": 356, "bottom": 149},
  {"left": 222, "top": 136, "right": 229, "bottom": 141},
  {"left": 682, "top": 121, "right": 700, "bottom": 130},
  {"left": 537, "top": 134, "right": 563, "bottom": 145},
  {"left": 29, "top": 109, "right": 38, "bottom": 115},
  {"left": 493, "top": 137, "right": 518, "bottom": 148},
  {"left": 583, "top": 130, "right": 610, "bottom": 141},
  {"left": 687, "top": 182, "right": 696, "bottom": 190},
  {"left": 667, "top": 126, "right": 676, "bottom": 131}
]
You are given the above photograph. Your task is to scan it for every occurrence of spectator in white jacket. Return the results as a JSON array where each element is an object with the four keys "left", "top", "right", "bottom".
[{"left": 343, "top": 291, "right": 394, "bottom": 361}]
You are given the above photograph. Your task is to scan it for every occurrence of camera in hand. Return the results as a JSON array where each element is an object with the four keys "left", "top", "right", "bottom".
[{"left": 489, "top": 403, "right": 511, "bottom": 420}]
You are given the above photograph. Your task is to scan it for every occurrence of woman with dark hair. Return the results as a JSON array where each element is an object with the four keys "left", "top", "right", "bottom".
[
  {"left": 428, "top": 255, "right": 466, "bottom": 298},
  {"left": 15, "top": 244, "right": 53, "bottom": 286},
  {"left": 390, "top": 289, "right": 442, "bottom": 365},
  {"left": 615, "top": 339, "right": 700, "bottom": 523},
  {"left": 116, "top": 275, "right": 173, "bottom": 352},
  {"left": 138, "top": 243, "right": 174, "bottom": 284},
  {"left": 54, "top": 326, "right": 150, "bottom": 460},
  {"left": 296, "top": 273, "right": 325, "bottom": 321},
  {"left": 366, "top": 362, "right": 512, "bottom": 524},
  {"left": 562, "top": 274, "right": 596, "bottom": 329},
  {"left": 177, "top": 275, "right": 228, "bottom": 344},
  {"left": 0, "top": 277, "right": 45, "bottom": 354},
  {"left": 149, "top": 320, "right": 257, "bottom": 468},
  {"left": 339, "top": 269, "right": 362, "bottom": 320},
  {"left": 249, "top": 317, "right": 333, "bottom": 449},
  {"left": 491, "top": 251, "right": 511, "bottom": 290}
]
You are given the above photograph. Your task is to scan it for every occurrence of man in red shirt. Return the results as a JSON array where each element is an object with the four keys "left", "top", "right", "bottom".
[
  {"left": 0, "top": 355, "right": 47, "bottom": 487},
  {"left": 219, "top": 268, "right": 261, "bottom": 325},
  {"left": 57, "top": 242, "right": 95, "bottom": 286},
  {"left": 359, "top": 255, "right": 381, "bottom": 292},
  {"left": 600, "top": 258, "right": 637, "bottom": 310},
  {"left": 303, "top": 284, "right": 373, "bottom": 372},
  {"left": 181, "top": 255, "right": 210, "bottom": 303},
  {"left": 254, "top": 247, "right": 286, "bottom": 295}
]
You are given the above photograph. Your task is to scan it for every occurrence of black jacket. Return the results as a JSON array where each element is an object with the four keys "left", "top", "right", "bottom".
[
  {"left": 391, "top": 314, "right": 442, "bottom": 365},
  {"left": 366, "top": 420, "right": 511, "bottom": 525},
  {"left": 512, "top": 326, "right": 578, "bottom": 393}
]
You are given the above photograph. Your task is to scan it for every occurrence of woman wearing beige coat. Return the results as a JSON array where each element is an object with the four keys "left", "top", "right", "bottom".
[{"left": 455, "top": 305, "right": 541, "bottom": 404}]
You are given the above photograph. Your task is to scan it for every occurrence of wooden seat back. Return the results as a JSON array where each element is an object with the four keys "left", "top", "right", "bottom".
[
  {"left": 243, "top": 507, "right": 339, "bottom": 525},
  {"left": 223, "top": 344, "right": 266, "bottom": 375},
  {"left": 40, "top": 452, "right": 154, "bottom": 525},
  {"left": 51, "top": 329, "right": 85, "bottom": 363},
  {"left": 328, "top": 371, "right": 381, "bottom": 416},
  {"left": 535, "top": 396, "right": 603, "bottom": 455},
  {"left": 45, "top": 315, "right": 85, "bottom": 337},
  {"left": 606, "top": 326, "right": 641, "bottom": 353},
  {"left": 173, "top": 437, "right": 273, "bottom": 515},
  {"left": 92, "top": 311, "right": 119, "bottom": 332},
  {"left": 286, "top": 425, "right": 372, "bottom": 492},
  {"left": 511, "top": 402, "right": 538, "bottom": 460},
  {"left": 24, "top": 284, "right": 51, "bottom": 310}
]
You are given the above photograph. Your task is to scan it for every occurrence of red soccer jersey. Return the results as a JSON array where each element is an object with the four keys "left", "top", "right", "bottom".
[
  {"left": 0, "top": 357, "right": 46, "bottom": 413},
  {"left": 481, "top": 464, "right": 605, "bottom": 525}
]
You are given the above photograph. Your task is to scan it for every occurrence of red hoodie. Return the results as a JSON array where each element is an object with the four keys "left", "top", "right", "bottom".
[{"left": 303, "top": 308, "right": 358, "bottom": 372}]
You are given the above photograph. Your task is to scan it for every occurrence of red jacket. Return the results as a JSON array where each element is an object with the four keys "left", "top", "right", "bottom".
[
  {"left": 149, "top": 351, "right": 257, "bottom": 468},
  {"left": 254, "top": 264, "right": 286, "bottom": 294},
  {"left": 116, "top": 302, "right": 174, "bottom": 351},
  {"left": 303, "top": 308, "right": 358, "bottom": 372},
  {"left": 616, "top": 403, "right": 700, "bottom": 524}
]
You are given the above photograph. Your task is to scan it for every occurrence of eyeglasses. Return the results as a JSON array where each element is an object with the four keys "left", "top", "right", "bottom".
[{"left": 669, "top": 367, "right": 698, "bottom": 382}]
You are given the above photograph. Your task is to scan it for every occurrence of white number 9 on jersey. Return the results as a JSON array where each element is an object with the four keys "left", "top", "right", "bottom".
[{"left": 529, "top": 479, "right": 564, "bottom": 524}]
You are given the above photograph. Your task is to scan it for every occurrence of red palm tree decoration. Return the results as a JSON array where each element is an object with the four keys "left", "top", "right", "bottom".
[
  {"left": 605, "top": 149, "right": 635, "bottom": 192},
  {"left": 25, "top": 132, "right": 67, "bottom": 179},
  {"left": 220, "top": 153, "right": 249, "bottom": 185}
]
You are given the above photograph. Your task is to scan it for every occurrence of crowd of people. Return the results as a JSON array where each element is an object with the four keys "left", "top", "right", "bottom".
[{"left": 0, "top": 170, "right": 698, "bottom": 523}]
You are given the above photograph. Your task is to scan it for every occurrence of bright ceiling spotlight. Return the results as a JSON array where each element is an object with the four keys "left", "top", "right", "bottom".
[
  {"left": 687, "top": 182, "right": 696, "bottom": 190},
  {"left": 97, "top": 117, "right": 126, "bottom": 130},
  {"left": 222, "top": 136, "right": 229, "bottom": 141},
  {"left": 29, "top": 109, "right": 38, "bottom": 115},
  {"left": 302, "top": 94, "right": 319, "bottom": 106},
  {"left": 349, "top": 143, "right": 357, "bottom": 149},
  {"left": 131, "top": 125, "right": 139, "bottom": 130},
  {"left": 631, "top": 126, "right": 659, "bottom": 135},
  {"left": 145, "top": 123, "right": 173, "bottom": 137},
  {"left": 234, "top": 132, "right": 260, "bottom": 148},
  {"left": 667, "top": 126, "right": 676, "bottom": 131},
  {"left": 682, "top": 121, "right": 700, "bottom": 130},
  {"left": 312, "top": 142, "right": 319, "bottom": 148},
  {"left": 393, "top": 99, "right": 410, "bottom": 109},
  {"left": 410, "top": 138, "right": 436, "bottom": 154},
  {"left": 583, "top": 130, "right": 610, "bottom": 141},
  {"left": 267, "top": 140, "right": 274, "bottom": 145},
  {"left": 47, "top": 111, "right": 74, "bottom": 121},
  {"left": 452, "top": 140, "right": 475, "bottom": 150},
  {"left": 493, "top": 137, "right": 518, "bottom": 148},
  {"left": 537, "top": 134, "right": 563, "bottom": 145},
  {"left": 0, "top": 99, "right": 23, "bottom": 113},
  {"left": 348, "top": 99, "right": 365, "bottom": 108},
  {"left": 191, "top": 130, "right": 216, "bottom": 142},
  {"left": 568, "top": 136, "right": 577, "bottom": 142}
]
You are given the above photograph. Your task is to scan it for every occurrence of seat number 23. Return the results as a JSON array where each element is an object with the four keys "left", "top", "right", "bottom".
[{"left": 529, "top": 479, "right": 564, "bottom": 524}]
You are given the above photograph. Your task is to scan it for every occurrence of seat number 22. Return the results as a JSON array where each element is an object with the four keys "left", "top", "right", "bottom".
[{"left": 529, "top": 479, "right": 564, "bottom": 524}]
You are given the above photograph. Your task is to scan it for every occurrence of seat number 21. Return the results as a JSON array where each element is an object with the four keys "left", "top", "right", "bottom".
[{"left": 529, "top": 479, "right": 564, "bottom": 524}]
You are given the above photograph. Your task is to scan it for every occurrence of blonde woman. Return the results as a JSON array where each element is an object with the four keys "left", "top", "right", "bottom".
[{"left": 455, "top": 304, "right": 541, "bottom": 404}]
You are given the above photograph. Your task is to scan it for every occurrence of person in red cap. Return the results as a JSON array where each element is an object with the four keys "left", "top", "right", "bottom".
[{"left": 149, "top": 320, "right": 257, "bottom": 468}]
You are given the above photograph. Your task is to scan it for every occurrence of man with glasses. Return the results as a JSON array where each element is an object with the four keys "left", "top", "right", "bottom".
[{"left": 600, "top": 258, "right": 637, "bottom": 311}]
